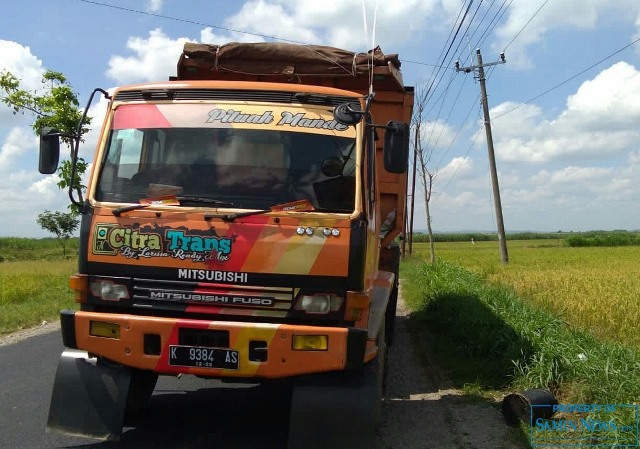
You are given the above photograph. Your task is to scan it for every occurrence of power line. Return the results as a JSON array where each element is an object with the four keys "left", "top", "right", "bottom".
[
  {"left": 70, "top": 0, "right": 449, "bottom": 73},
  {"left": 401, "top": 59, "right": 456, "bottom": 69},
  {"left": 438, "top": 107, "right": 484, "bottom": 194},
  {"left": 438, "top": 34, "right": 640, "bottom": 224},
  {"left": 417, "top": 0, "right": 515, "bottom": 202},
  {"left": 493, "top": 35, "right": 640, "bottom": 120},
  {"left": 434, "top": 89, "right": 479, "bottom": 169},
  {"left": 424, "top": 0, "right": 512, "bottom": 172},
  {"left": 69, "top": 0, "right": 305, "bottom": 44},
  {"left": 454, "top": 0, "right": 499, "bottom": 65},
  {"left": 473, "top": 0, "right": 512, "bottom": 53},
  {"left": 424, "top": 0, "right": 510, "bottom": 136},
  {"left": 502, "top": 0, "right": 549, "bottom": 52},
  {"left": 419, "top": 0, "right": 475, "bottom": 107}
]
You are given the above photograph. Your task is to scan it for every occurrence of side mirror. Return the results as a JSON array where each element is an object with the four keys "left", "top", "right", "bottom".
[
  {"left": 383, "top": 121, "right": 409, "bottom": 174},
  {"left": 39, "top": 127, "right": 61, "bottom": 174},
  {"left": 333, "top": 102, "right": 364, "bottom": 126}
]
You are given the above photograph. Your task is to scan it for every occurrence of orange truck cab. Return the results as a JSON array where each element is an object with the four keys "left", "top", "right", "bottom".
[{"left": 41, "top": 42, "right": 413, "bottom": 448}]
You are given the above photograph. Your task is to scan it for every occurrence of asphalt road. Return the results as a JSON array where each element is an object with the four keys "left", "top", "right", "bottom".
[
  {"left": 0, "top": 305, "right": 519, "bottom": 449},
  {"left": 0, "top": 331, "right": 291, "bottom": 448}
]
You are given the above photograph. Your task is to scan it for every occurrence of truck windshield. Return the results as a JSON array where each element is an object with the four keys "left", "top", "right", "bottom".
[{"left": 95, "top": 107, "right": 357, "bottom": 212}]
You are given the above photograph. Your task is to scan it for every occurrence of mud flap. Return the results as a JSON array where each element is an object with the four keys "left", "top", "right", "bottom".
[
  {"left": 46, "top": 349, "right": 131, "bottom": 441},
  {"left": 287, "top": 355, "right": 384, "bottom": 449}
]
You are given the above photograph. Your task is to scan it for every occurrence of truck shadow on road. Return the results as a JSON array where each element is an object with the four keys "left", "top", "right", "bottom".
[{"left": 69, "top": 381, "right": 291, "bottom": 449}]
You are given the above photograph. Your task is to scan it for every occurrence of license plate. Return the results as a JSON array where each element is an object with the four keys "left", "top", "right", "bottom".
[{"left": 169, "top": 345, "right": 239, "bottom": 370}]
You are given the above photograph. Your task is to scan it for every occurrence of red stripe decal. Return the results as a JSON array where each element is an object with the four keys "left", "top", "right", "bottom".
[{"left": 112, "top": 104, "right": 172, "bottom": 130}]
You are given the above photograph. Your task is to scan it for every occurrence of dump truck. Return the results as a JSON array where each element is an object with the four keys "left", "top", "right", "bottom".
[{"left": 40, "top": 42, "right": 414, "bottom": 448}]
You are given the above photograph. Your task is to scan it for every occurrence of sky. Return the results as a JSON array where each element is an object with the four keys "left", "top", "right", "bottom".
[{"left": 1, "top": 0, "right": 639, "bottom": 237}]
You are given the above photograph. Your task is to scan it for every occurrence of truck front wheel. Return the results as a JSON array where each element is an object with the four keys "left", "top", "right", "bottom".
[{"left": 287, "top": 320, "right": 386, "bottom": 449}]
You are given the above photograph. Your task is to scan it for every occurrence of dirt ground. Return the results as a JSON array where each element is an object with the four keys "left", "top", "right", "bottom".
[
  {"left": 376, "top": 291, "right": 527, "bottom": 449},
  {"left": 0, "top": 320, "right": 60, "bottom": 347}
]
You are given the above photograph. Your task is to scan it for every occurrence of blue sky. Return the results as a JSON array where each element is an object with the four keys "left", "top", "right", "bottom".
[{"left": 1, "top": 0, "right": 639, "bottom": 236}]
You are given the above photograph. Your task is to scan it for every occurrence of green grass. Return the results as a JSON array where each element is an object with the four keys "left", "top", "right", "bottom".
[
  {"left": 0, "top": 258, "right": 77, "bottom": 335},
  {"left": 0, "top": 237, "right": 79, "bottom": 262},
  {"left": 565, "top": 232, "right": 640, "bottom": 247},
  {"left": 409, "top": 230, "right": 640, "bottom": 246},
  {"left": 401, "top": 251, "right": 640, "bottom": 447}
]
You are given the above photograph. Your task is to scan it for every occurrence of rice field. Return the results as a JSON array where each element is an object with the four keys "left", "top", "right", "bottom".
[{"left": 409, "top": 240, "right": 640, "bottom": 347}]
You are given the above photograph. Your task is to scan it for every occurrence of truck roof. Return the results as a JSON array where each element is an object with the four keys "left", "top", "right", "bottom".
[
  {"left": 113, "top": 80, "right": 364, "bottom": 100},
  {"left": 173, "top": 42, "right": 407, "bottom": 94}
]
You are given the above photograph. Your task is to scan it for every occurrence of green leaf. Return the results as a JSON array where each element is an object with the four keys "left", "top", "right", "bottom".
[{"left": 0, "top": 69, "right": 92, "bottom": 212}]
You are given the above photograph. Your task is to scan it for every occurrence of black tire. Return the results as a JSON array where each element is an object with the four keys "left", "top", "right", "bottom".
[
  {"left": 288, "top": 328, "right": 386, "bottom": 449},
  {"left": 377, "top": 316, "right": 388, "bottom": 417},
  {"left": 385, "top": 282, "right": 398, "bottom": 347},
  {"left": 381, "top": 242, "right": 400, "bottom": 347}
]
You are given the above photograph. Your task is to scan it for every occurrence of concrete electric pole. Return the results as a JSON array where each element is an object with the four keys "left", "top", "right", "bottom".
[{"left": 456, "top": 49, "right": 509, "bottom": 263}]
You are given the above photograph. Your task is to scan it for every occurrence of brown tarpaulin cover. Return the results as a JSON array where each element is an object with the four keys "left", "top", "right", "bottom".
[{"left": 180, "top": 42, "right": 401, "bottom": 77}]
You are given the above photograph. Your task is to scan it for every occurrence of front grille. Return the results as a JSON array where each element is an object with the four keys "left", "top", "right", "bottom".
[{"left": 131, "top": 278, "right": 293, "bottom": 318}]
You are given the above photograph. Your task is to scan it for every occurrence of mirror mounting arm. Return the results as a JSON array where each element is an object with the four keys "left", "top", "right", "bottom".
[{"left": 68, "top": 88, "right": 112, "bottom": 211}]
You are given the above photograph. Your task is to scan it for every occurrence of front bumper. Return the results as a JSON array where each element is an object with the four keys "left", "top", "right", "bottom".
[{"left": 59, "top": 310, "right": 367, "bottom": 379}]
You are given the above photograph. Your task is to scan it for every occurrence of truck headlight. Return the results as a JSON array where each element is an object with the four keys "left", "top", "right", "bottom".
[
  {"left": 294, "top": 294, "right": 343, "bottom": 314},
  {"left": 90, "top": 280, "right": 130, "bottom": 301}
]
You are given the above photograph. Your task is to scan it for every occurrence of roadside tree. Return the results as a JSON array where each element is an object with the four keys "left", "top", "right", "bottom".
[
  {"left": 0, "top": 69, "right": 91, "bottom": 215},
  {"left": 36, "top": 210, "right": 79, "bottom": 257}
]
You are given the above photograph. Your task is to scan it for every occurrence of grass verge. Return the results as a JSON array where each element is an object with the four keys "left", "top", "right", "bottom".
[
  {"left": 0, "top": 259, "right": 77, "bottom": 335},
  {"left": 0, "top": 237, "right": 79, "bottom": 262},
  {"left": 401, "top": 258, "right": 640, "bottom": 447}
]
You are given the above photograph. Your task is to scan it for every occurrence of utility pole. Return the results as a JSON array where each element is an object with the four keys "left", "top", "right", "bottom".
[
  {"left": 408, "top": 124, "right": 418, "bottom": 255},
  {"left": 456, "top": 49, "right": 509, "bottom": 263}
]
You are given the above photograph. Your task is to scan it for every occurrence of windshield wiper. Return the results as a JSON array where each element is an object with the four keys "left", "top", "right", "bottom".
[
  {"left": 112, "top": 196, "right": 232, "bottom": 216},
  {"left": 176, "top": 196, "right": 234, "bottom": 206},
  {"left": 112, "top": 204, "right": 149, "bottom": 216},
  {"left": 205, "top": 209, "right": 270, "bottom": 222}
]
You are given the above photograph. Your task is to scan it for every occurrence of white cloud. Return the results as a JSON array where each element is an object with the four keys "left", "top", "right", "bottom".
[
  {"left": 0, "top": 129, "right": 70, "bottom": 236},
  {"left": 228, "top": 0, "right": 438, "bottom": 49},
  {"left": 439, "top": 156, "right": 474, "bottom": 180},
  {"left": 420, "top": 119, "right": 456, "bottom": 149},
  {"left": 106, "top": 29, "right": 194, "bottom": 84},
  {"left": 225, "top": 0, "right": 320, "bottom": 45},
  {"left": 145, "top": 0, "right": 163, "bottom": 13},
  {"left": 547, "top": 166, "right": 612, "bottom": 185},
  {"left": 200, "top": 27, "right": 237, "bottom": 45},
  {"left": 0, "top": 40, "right": 45, "bottom": 124},
  {"left": 105, "top": 0, "right": 457, "bottom": 87},
  {"left": 562, "top": 62, "right": 640, "bottom": 130},
  {"left": 493, "top": 0, "right": 640, "bottom": 68},
  {"left": 0, "top": 127, "right": 35, "bottom": 168},
  {"left": 106, "top": 26, "right": 252, "bottom": 85},
  {"left": 491, "top": 62, "right": 640, "bottom": 163},
  {"left": 28, "top": 173, "right": 60, "bottom": 199},
  {"left": 0, "top": 40, "right": 44, "bottom": 91}
]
